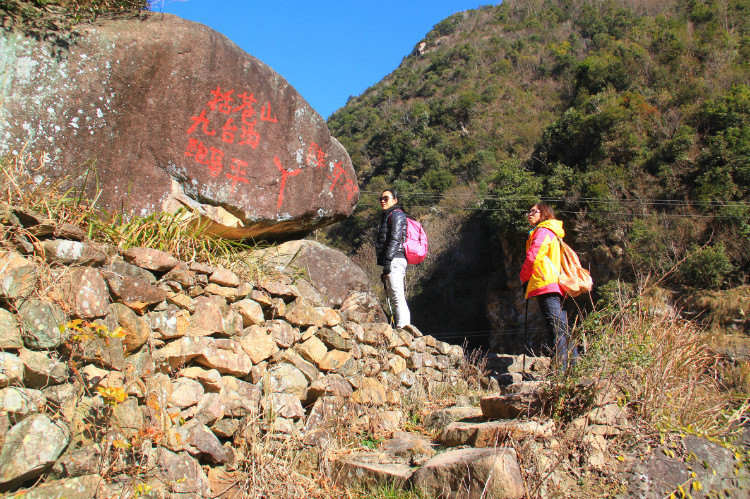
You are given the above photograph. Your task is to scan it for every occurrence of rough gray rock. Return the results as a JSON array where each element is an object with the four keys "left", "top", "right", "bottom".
[
  {"left": 10, "top": 474, "right": 102, "bottom": 499},
  {"left": 480, "top": 391, "right": 546, "bottom": 419},
  {"left": 41, "top": 240, "right": 108, "bottom": 267},
  {"left": 18, "top": 298, "right": 67, "bottom": 350},
  {"left": 0, "top": 14, "right": 358, "bottom": 241},
  {"left": 102, "top": 272, "right": 168, "bottom": 315},
  {"left": 18, "top": 349, "right": 69, "bottom": 388},
  {"left": 332, "top": 458, "right": 414, "bottom": 490},
  {"left": 409, "top": 447, "right": 525, "bottom": 499},
  {"left": 256, "top": 240, "right": 383, "bottom": 310},
  {"left": 382, "top": 431, "right": 437, "bottom": 465},
  {"left": 0, "top": 253, "right": 37, "bottom": 302},
  {"left": 0, "top": 353, "right": 24, "bottom": 388},
  {"left": 108, "top": 303, "right": 151, "bottom": 353},
  {"left": 0, "top": 309, "right": 23, "bottom": 350},
  {"left": 169, "top": 377, "right": 205, "bottom": 409},
  {"left": 624, "top": 436, "right": 750, "bottom": 498},
  {"left": 422, "top": 406, "right": 484, "bottom": 433},
  {"left": 60, "top": 268, "right": 110, "bottom": 319},
  {"left": 440, "top": 420, "right": 555, "bottom": 448},
  {"left": 153, "top": 447, "right": 211, "bottom": 496},
  {"left": 0, "top": 415, "right": 71, "bottom": 490}
]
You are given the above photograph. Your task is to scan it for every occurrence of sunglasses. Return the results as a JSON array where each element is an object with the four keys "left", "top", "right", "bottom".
[
  {"left": 379, "top": 196, "right": 391, "bottom": 202},
  {"left": 526, "top": 209, "right": 540, "bottom": 216}
]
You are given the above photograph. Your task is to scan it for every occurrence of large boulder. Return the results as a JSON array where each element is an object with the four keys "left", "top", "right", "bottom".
[
  {"left": 255, "top": 240, "right": 386, "bottom": 320},
  {"left": 0, "top": 13, "right": 358, "bottom": 240}
]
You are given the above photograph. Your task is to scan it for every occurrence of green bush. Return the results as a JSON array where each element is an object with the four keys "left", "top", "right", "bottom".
[
  {"left": 694, "top": 85, "right": 750, "bottom": 199},
  {"left": 575, "top": 53, "right": 627, "bottom": 93},
  {"left": 595, "top": 279, "right": 635, "bottom": 309},
  {"left": 432, "top": 15, "right": 460, "bottom": 37},
  {"left": 651, "top": 27, "right": 685, "bottom": 65},
  {"left": 485, "top": 159, "right": 541, "bottom": 235},
  {"left": 625, "top": 218, "right": 673, "bottom": 278},
  {"left": 679, "top": 243, "right": 734, "bottom": 289},
  {"left": 418, "top": 168, "right": 453, "bottom": 195}
]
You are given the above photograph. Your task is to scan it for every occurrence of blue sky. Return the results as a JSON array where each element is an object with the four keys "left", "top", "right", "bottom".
[{"left": 153, "top": 1, "right": 498, "bottom": 119}]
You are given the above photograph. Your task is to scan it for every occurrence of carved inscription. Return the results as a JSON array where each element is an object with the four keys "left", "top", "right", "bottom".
[{"left": 184, "top": 86, "right": 357, "bottom": 210}]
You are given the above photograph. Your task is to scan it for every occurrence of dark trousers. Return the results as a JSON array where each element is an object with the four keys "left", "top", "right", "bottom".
[{"left": 537, "top": 293, "right": 577, "bottom": 370}]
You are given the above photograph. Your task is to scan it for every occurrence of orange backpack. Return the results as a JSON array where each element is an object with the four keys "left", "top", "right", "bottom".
[{"left": 557, "top": 238, "right": 593, "bottom": 298}]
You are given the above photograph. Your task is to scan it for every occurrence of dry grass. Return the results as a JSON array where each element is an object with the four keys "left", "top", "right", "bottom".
[
  {"left": 0, "top": 150, "right": 95, "bottom": 225},
  {"left": 678, "top": 285, "right": 750, "bottom": 333},
  {"left": 90, "top": 208, "right": 259, "bottom": 266},
  {"left": 459, "top": 341, "right": 491, "bottom": 392},
  {"left": 523, "top": 294, "right": 748, "bottom": 498},
  {"left": 561, "top": 299, "right": 746, "bottom": 438},
  {"left": 0, "top": 150, "right": 286, "bottom": 285},
  {"left": 1, "top": 0, "right": 150, "bottom": 28},
  {"left": 220, "top": 417, "right": 326, "bottom": 498}
]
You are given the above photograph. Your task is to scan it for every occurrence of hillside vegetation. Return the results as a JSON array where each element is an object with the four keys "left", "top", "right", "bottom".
[{"left": 327, "top": 0, "right": 750, "bottom": 332}]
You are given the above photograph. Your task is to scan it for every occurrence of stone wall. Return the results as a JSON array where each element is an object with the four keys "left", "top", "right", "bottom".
[{"left": 0, "top": 204, "right": 470, "bottom": 496}]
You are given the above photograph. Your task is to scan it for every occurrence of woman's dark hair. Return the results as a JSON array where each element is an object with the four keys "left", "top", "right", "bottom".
[
  {"left": 382, "top": 188, "right": 399, "bottom": 202},
  {"left": 535, "top": 203, "right": 555, "bottom": 221}
]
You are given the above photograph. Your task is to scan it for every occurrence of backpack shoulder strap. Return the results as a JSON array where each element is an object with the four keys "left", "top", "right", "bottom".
[{"left": 386, "top": 208, "right": 404, "bottom": 224}]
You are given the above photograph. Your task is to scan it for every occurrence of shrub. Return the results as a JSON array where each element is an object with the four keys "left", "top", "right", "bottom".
[
  {"left": 576, "top": 53, "right": 627, "bottom": 93},
  {"left": 595, "top": 279, "right": 635, "bottom": 309},
  {"left": 694, "top": 85, "right": 750, "bottom": 199},
  {"left": 485, "top": 159, "right": 541, "bottom": 235},
  {"left": 418, "top": 168, "right": 454, "bottom": 195},
  {"left": 625, "top": 218, "right": 674, "bottom": 279},
  {"left": 678, "top": 243, "right": 734, "bottom": 289},
  {"left": 432, "top": 15, "right": 460, "bottom": 38}
]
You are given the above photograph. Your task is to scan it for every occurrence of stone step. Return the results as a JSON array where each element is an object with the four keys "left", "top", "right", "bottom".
[
  {"left": 440, "top": 419, "right": 555, "bottom": 448},
  {"left": 410, "top": 447, "right": 525, "bottom": 499},
  {"left": 480, "top": 391, "right": 546, "bottom": 419}
]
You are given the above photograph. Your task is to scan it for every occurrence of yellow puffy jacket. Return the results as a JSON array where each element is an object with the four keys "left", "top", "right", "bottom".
[{"left": 519, "top": 219, "right": 565, "bottom": 299}]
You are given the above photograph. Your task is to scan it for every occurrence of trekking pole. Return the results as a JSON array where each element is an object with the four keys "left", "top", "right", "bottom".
[{"left": 522, "top": 298, "right": 528, "bottom": 378}]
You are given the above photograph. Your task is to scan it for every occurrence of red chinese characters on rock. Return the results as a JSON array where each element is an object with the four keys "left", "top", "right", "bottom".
[
  {"left": 185, "top": 139, "right": 223, "bottom": 177},
  {"left": 273, "top": 144, "right": 358, "bottom": 212},
  {"left": 306, "top": 143, "right": 359, "bottom": 201},
  {"left": 273, "top": 156, "right": 302, "bottom": 210},
  {"left": 184, "top": 86, "right": 278, "bottom": 193},
  {"left": 183, "top": 86, "right": 357, "bottom": 210},
  {"left": 227, "top": 158, "right": 250, "bottom": 191}
]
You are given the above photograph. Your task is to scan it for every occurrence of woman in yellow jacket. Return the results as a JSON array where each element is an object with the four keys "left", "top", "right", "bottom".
[{"left": 519, "top": 203, "right": 578, "bottom": 370}]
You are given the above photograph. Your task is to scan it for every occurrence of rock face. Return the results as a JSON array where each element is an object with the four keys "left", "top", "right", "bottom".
[
  {"left": 0, "top": 13, "right": 358, "bottom": 240},
  {"left": 256, "top": 240, "right": 387, "bottom": 319},
  {"left": 410, "top": 448, "right": 525, "bottom": 499}
]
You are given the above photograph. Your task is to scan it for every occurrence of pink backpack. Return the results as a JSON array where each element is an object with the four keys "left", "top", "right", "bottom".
[{"left": 391, "top": 210, "right": 428, "bottom": 265}]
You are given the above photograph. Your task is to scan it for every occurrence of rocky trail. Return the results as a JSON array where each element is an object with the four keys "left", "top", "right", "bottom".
[{"left": 0, "top": 204, "right": 746, "bottom": 498}]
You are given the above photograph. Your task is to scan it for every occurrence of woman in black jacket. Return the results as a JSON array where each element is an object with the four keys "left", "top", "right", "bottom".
[{"left": 375, "top": 188, "right": 411, "bottom": 327}]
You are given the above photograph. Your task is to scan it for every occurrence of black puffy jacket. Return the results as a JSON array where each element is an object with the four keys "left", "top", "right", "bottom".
[{"left": 375, "top": 206, "right": 407, "bottom": 274}]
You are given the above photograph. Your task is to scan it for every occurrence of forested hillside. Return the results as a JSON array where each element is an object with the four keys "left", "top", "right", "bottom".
[{"left": 327, "top": 0, "right": 750, "bottom": 340}]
